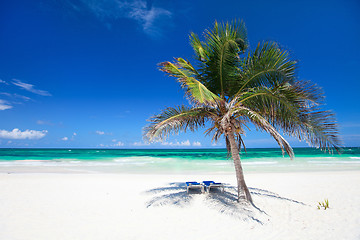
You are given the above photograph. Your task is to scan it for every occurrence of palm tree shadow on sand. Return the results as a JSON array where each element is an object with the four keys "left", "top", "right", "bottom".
[{"left": 145, "top": 182, "right": 306, "bottom": 224}]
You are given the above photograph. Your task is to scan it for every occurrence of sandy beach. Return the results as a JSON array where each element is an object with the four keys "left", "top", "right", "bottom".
[
  {"left": 1, "top": 0, "right": 358, "bottom": 239},
  {"left": 0, "top": 171, "right": 359, "bottom": 240}
]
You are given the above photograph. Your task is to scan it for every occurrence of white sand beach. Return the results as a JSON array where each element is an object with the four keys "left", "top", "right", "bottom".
[{"left": 0, "top": 171, "right": 359, "bottom": 240}]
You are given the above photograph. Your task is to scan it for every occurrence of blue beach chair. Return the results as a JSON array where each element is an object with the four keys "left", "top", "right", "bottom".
[
  {"left": 185, "top": 181, "right": 204, "bottom": 193},
  {"left": 202, "top": 181, "right": 224, "bottom": 193}
]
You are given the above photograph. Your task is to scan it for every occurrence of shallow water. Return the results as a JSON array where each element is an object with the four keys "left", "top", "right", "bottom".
[{"left": 0, "top": 148, "right": 359, "bottom": 173}]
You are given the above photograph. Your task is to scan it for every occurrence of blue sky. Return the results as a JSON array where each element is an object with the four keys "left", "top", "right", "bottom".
[{"left": 0, "top": 0, "right": 359, "bottom": 148}]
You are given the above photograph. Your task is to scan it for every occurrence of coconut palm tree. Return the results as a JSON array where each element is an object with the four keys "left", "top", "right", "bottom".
[{"left": 144, "top": 20, "right": 340, "bottom": 203}]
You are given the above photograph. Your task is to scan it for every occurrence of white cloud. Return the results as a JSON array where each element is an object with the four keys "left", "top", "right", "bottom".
[
  {"left": 70, "top": 133, "right": 77, "bottom": 140},
  {"left": 179, "top": 140, "right": 191, "bottom": 146},
  {"left": 0, "top": 79, "right": 7, "bottom": 84},
  {"left": 13, "top": 94, "right": 31, "bottom": 101},
  {"left": 112, "top": 141, "right": 124, "bottom": 147},
  {"left": 12, "top": 79, "right": 51, "bottom": 96},
  {"left": 161, "top": 140, "right": 191, "bottom": 147},
  {"left": 0, "top": 92, "right": 31, "bottom": 111},
  {"left": 98, "top": 142, "right": 124, "bottom": 148},
  {"left": 37, "top": 120, "right": 45, "bottom": 125},
  {"left": 2, "top": 93, "right": 31, "bottom": 101},
  {"left": 71, "top": 0, "right": 172, "bottom": 36},
  {"left": 133, "top": 141, "right": 150, "bottom": 146},
  {"left": 99, "top": 140, "right": 125, "bottom": 147},
  {"left": 192, "top": 141, "right": 201, "bottom": 147},
  {"left": 0, "top": 92, "right": 11, "bottom": 97},
  {"left": 0, "top": 129, "right": 47, "bottom": 140},
  {"left": 96, "top": 130, "right": 105, "bottom": 135},
  {"left": 211, "top": 142, "right": 222, "bottom": 146},
  {"left": 36, "top": 120, "right": 54, "bottom": 126},
  {"left": 126, "top": 1, "right": 171, "bottom": 33},
  {"left": 61, "top": 133, "right": 76, "bottom": 141},
  {"left": 0, "top": 99, "right": 12, "bottom": 110}
]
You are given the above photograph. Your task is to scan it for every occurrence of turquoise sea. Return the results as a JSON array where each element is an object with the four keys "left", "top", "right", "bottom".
[{"left": 0, "top": 148, "right": 359, "bottom": 173}]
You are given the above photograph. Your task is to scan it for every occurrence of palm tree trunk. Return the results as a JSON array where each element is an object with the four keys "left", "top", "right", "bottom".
[{"left": 227, "top": 131, "right": 253, "bottom": 203}]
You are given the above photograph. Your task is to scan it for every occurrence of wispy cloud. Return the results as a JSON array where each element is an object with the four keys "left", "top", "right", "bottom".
[
  {"left": 12, "top": 79, "right": 51, "bottom": 96},
  {"left": 192, "top": 141, "right": 201, "bottom": 147},
  {"left": 0, "top": 93, "right": 31, "bottom": 109},
  {"left": 61, "top": 132, "right": 77, "bottom": 141},
  {"left": 211, "top": 142, "right": 222, "bottom": 147},
  {"left": 126, "top": 0, "right": 171, "bottom": 34},
  {"left": 67, "top": 0, "right": 172, "bottom": 36},
  {"left": 133, "top": 141, "right": 150, "bottom": 146},
  {"left": 0, "top": 92, "right": 31, "bottom": 101},
  {"left": 99, "top": 140, "right": 125, "bottom": 147},
  {"left": 13, "top": 94, "right": 31, "bottom": 101},
  {"left": 112, "top": 141, "right": 124, "bottom": 147},
  {"left": 0, "top": 129, "right": 48, "bottom": 140},
  {"left": 0, "top": 99, "right": 12, "bottom": 110},
  {"left": 95, "top": 130, "right": 112, "bottom": 135},
  {"left": 37, "top": 120, "right": 54, "bottom": 126},
  {"left": 161, "top": 140, "right": 191, "bottom": 147},
  {"left": 0, "top": 92, "right": 11, "bottom": 97}
]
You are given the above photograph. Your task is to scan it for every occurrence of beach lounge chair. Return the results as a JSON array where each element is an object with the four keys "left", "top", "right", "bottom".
[
  {"left": 185, "top": 181, "right": 204, "bottom": 193},
  {"left": 202, "top": 181, "right": 224, "bottom": 193}
]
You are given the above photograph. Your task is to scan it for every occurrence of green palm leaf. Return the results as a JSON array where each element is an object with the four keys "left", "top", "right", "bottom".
[
  {"left": 190, "top": 20, "right": 248, "bottom": 98},
  {"left": 144, "top": 105, "right": 214, "bottom": 142},
  {"left": 235, "top": 41, "right": 297, "bottom": 96},
  {"left": 296, "top": 109, "right": 341, "bottom": 152},
  {"left": 232, "top": 82, "right": 340, "bottom": 152},
  {"left": 230, "top": 106, "right": 294, "bottom": 159},
  {"left": 159, "top": 60, "right": 222, "bottom": 106}
]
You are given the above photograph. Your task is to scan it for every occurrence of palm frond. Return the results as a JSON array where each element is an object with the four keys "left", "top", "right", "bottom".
[
  {"left": 237, "top": 134, "right": 247, "bottom": 153},
  {"left": 176, "top": 57, "right": 199, "bottom": 75},
  {"left": 159, "top": 60, "right": 221, "bottom": 106},
  {"left": 144, "top": 105, "right": 213, "bottom": 142},
  {"left": 235, "top": 41, "right": 297, "bottom": 95},
  {"left": 190, "top": 33, "right": 208, "bottom": 62},
  {"left": 204, "top": 124, "right": 224, "bottom": 143},
  {"left": 232, "top": 83, "right": 341, "bottom": 152},
  {"left": 190, "top": 20, "right": 248, "bottom": 97},
  {"left": 231, "top": 106, "right": 294, "bottom": 159},
  {"left": 295, "top": 109, "right": 342, "bottom": 152}
]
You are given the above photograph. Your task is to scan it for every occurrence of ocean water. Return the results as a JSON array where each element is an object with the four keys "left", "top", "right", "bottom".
[{"left": 0, "top": 148, "right": 359, "bottom": 173}]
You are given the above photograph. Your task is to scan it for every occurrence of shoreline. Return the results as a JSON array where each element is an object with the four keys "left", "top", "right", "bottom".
[{"left": 0, "top": 164, "right": 359, "bottom": 174}]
